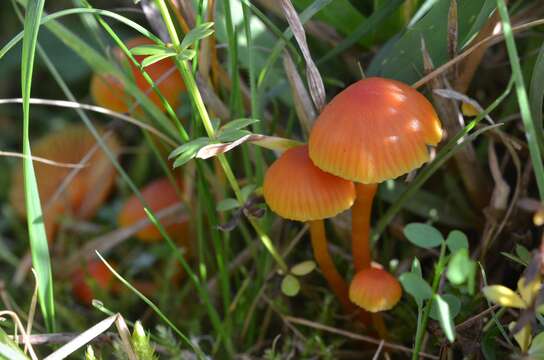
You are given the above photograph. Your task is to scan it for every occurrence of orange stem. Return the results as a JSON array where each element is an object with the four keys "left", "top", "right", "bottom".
[
  {"left": 309, "top": 220, "right": 352, "bottom": 311},
  {"left": 351, "top": 183, "right": 378, "bottom": 271}
]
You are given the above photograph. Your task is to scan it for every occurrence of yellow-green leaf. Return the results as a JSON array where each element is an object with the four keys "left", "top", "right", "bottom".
[{"left": 482, "top": 285, "right": 525, "bottom": 308}]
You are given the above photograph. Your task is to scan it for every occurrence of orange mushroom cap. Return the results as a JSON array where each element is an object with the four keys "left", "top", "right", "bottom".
[
  {"left": 349, "top": 267, "right": 402, "bottom": 312},
  {"left": 90, "top": 37, "right": 186, "bottom": 113},
  {"left": 9, "top": 125, "right": 120, "bottom": 239},
  {"left": 71, "top": 260, "right": 114, "bottom": 305},
  {"left": 90, "top": 72, "right": 131, "bottom": 113},
  {"left": 118, "top": 177, "right": 189, "bottom": 244},
  {"left": 309, "top": 77, "right": 443, "bottom": 184},
  {"left": 263, "top": 145, "right": 356, "bottom": 222}
]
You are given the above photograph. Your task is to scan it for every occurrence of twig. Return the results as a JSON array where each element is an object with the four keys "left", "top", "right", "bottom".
[{"left": 283, "top": 316, "right": 439, "bottom": 359}]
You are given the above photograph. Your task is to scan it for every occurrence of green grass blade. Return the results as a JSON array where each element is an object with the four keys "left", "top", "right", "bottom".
[
  {"left": 497, "top": 0, "right": 544, "bottom": 200},
  {"left": 20, "top": 0, "right": 55, "bottom": 332},
  {"left": 529, "top": 41, "right": 544, "bottom": 153}
]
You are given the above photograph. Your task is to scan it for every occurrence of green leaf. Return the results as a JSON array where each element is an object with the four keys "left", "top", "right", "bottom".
[
  {"left": 130, "top": 44, "right": 173, "bottom": 56},
  {"left": 221, "top": 118, "right": 260, "bottom": 131},
  {"left": 403, "top": 223, "right": 444, "bottom": 249},
  {"left": 217, "top": 129, "right": 251, "bottom": 143},
  {"left": 433, "top": 294, "right": 456, "bottom": 342},
  {"left": 169, "top": 138, "right": 210, "bottom": 160},
  {"left": 411, "top": 257, "right": 422, "bottom": 277},
  {"left": 281, "top": 274, "right": 300, "bottom": 297},
  {"left": 447, "top": 248, "right": 472, "bottom": 285},
  {"left": 141, "top": 53, "right": 176, "bottom": 68},
  {"left": 368, "top": 0, "right": 496, "bottom": 84},
  {"left": 177, "top": 49, "right": 196, "bottom": 61},
  {"left": 240, "top": 184, "right": 256, "bottom": 202},
  {"left": 20, "top": 0, "right": 55, "bottom": 332},
  {"left": 529, "top": 332, "right": 544, "bottom": 357},
  {"left": 180, "top": 22, "right": 215, "bottom": 49},
  {"left": 529, "top": 41, "right": 544, "bottom": 151},
  {"left": 500, "top": 251, "right": 529, "bottom": 267},
  {"left": 399, "top": 272, "right": 432, "bottom": 308},
  {"left": 291, "top": 261, "right": 316, "bottom": 276},
  {"left": 216, "top": 198, "right": 240, "bottom": 212},
  {"left": 0, "top": 327, "right": 29, "bottom": 360},
  {"left": 430, "top": 293, "right": 461, "bottom": 320},
  {"left": 446, "top": 230, "right": 469, "bottom": 253},
  {"left": 515, "top": 244, "right": 532, "bottom": 265}
]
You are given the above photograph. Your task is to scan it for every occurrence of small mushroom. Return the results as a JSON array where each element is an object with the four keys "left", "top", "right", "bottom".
[
  {"left": 309, "top": 77, "right": 443, "bottom": 274},
  {"left": 117, "top": 177, "right": 189, "bottom": 246},
  {"left": 90, "top": 37, "right": 186, "bottom": 113},
  {"left": 9, "top": 125, "right": 120, "bottom": 240},
  {"left": 263, "top": 145, "right": 355, "bottom": 310},
  {"left": 71, "top": 259, "right": 114, "bottom": 305},
  {"left": 349, "top": 267, "right": 402, "bottom": 313}
]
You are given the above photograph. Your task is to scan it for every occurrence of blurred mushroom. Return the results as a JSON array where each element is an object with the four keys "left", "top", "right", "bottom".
[
  {"left": 9, "top": 124, "right": 120, "bottom": 241},
  {"left": 349, "top": 267, "right": 402, "bottom": 313},
  {"left": 90, "top": 37, "right": 186, "bottom": 113}
]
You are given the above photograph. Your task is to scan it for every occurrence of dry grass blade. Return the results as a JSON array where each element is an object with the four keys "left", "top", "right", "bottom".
[
  {"left": 43, "top": 314, "right": 133, "bottom": 360},
  {"left": 114, "top": 315, "right": 137, "bottom": 360},
  {"left": 24, "top": 270, "right": 39, "bottom": 355},
  {"left": 0, "top": 311, "right": 38, "bottom": 360},
  {"left": 447, "top": 0, "right": 458, "bottom": 78},
  {"left": 282, "top": 51, "right": 316, "bottom": 135},
  {"left": 433, "top": 88, "right": 493, "bottom": 124},
  {"left": 414, "top": 19, "right": 544, "bottom": 89},
  {"left": 0, "top": 151, "right": 86, "bottom": 169},
  {"left": 140, "top": 0, "right": 170, "bottom": 42},
  {"left": 421, "top": 37, "right": 492, "bottom": 209},
  {"left": 279, "top": 0, "right": 326, "bottom": 111},
  {"left": 0, "top": 98, "right": 176, "bottom": 147},
  {"left": 283, "top": 316, "right": 439, "bottom": 359}
]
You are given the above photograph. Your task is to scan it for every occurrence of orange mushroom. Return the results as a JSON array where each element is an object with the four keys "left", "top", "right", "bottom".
[
  {"left": 263, "top": 145, "right": 355, "bottom": 310},
  {"left": 118, "top": 177, "right": 189, "bottom": 245},
  {"left": 349, "top": 267, "right": 402, "bottom": 313},
  {"left": 9, "top": 125, "right": 120, "bottom": 240},
  {"left": 71, "top": 259, "right": 114, "bottom": 305},
  {"left": 309, "top": 77, "right": 441, "bottom": 313},
  {"left": 309, "top": 77, "right": 443, "bottom": 270},
  {"left": 90, "top": 37, "right": 185, "bottom": 113}
]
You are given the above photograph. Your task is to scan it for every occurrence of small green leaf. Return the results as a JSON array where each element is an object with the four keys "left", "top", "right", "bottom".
[
  {"left": 177, "top": 49, "right": 196, "bottom": 61},
  {"left": 482, "top": 285, "right": 525, "bottom": 308},
  {"left": 430, "top": 294, "right": 461, "bottom": 320},
  {"left": 515, "top": 245, "right": 532, "bottom": 265},
  {"left": 500, "top": 251, "right": 529, "bottom": 266},
  {"left": 221, "top": 118, "right": 260, "bottom": 131},
  {"left": 281, "top": 274, "right": 300, "bottom": 297},
  {"left": 169, "top": 138, "right": 210, "bottom": 160},
  {"left": 291, "top": 261, "right": 316, "bottom": 276},
  {"left": 399, "top": 272, "right": 432, "bottom": 308},
  {"left": 216, "top": 198, "right": 240, "bottom": 212},
  {"left": 447, "top": 248, "right": 472, "bottom": 285},
  {"left": 411, "top": 257, "right": 422, "bottom": 277},
  {"left": 446, "top": 230, "right": 469, "bottom": 253},
  {"left": 240, "top": 184, "right": 256, "bottom": 202},
  {"left": 403, "top": 223, "right": 444, "bottom": 249},
  {"left": 0, "top": 327, "right": 29, "bottom": 360},
  {"left": 217, "top": 129, "right": 251, "bottom": 143},
  {"left": 130, "top": 44, "right": 173, "bottom": 56},
  {"left": 141, "top": 53, "right": 176, "bottom": 68},
  {"left": 529, "top": 331, "right": 544, "bottom": 356},
  {"left": 181, "top": 22, "right": 215, "bottom": 49},
  {"left": 433, "top": 294, "right": 456, "bottom": 342}
]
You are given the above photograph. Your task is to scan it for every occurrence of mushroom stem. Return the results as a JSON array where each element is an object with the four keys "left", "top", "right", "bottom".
[
  {"left": 309, "top": 220, "right": 351, "bottom": 310},
  {"left": 351, "top": 183, "right": 378, "bottom": 271}
]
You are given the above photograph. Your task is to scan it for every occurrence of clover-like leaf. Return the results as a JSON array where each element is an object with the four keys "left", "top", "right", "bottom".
[
  {"left": 403, "top": 223, "right": 444, "bottom": 249},
  {"left": 281, "top": 275, "right": 300, "bottom": 297},
  {"left": 399, "top": 272, "right": 432, "bottom": 308},
  {"left": 445, "top": 230, "right": 469, "bottom": 253},
  {"left": 291, "top": 261, "right": 316, "bottom": 276},
  {"left": 170, "top": 138, "right": 210, "bottom": 168},
  {"left": 447, "top": 248, "right": 473, "bottom": 285},
  {"left": 432, "top": 294, "right": 456, "bottom": 342}
]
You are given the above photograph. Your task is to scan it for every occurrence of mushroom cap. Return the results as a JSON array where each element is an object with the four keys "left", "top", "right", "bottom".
[
  {"left": 9, "top": 125, "right": 120, "bottom": 238},
  {"left": 309, "top": 77, "right": 443, "bottom": 184},
  {"left": 90, "top": 72, "right": 131, "bottom": 113},
  {"left": 118, "top": 177, "right": 189, "bottom": 244},
  {"left": 349, "top": 267, "right": 402, "bottom": 312},
  {"left": 263, "top": 145, "right": 355, "bottom": 222},
  {"left": 71, "top": 260, "right": 114, "bottom": 305}
]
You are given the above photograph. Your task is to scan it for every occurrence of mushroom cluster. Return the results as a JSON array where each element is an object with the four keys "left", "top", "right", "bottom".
[{"left": 264, "top": 77, "right": 443, "bottom": 318}]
